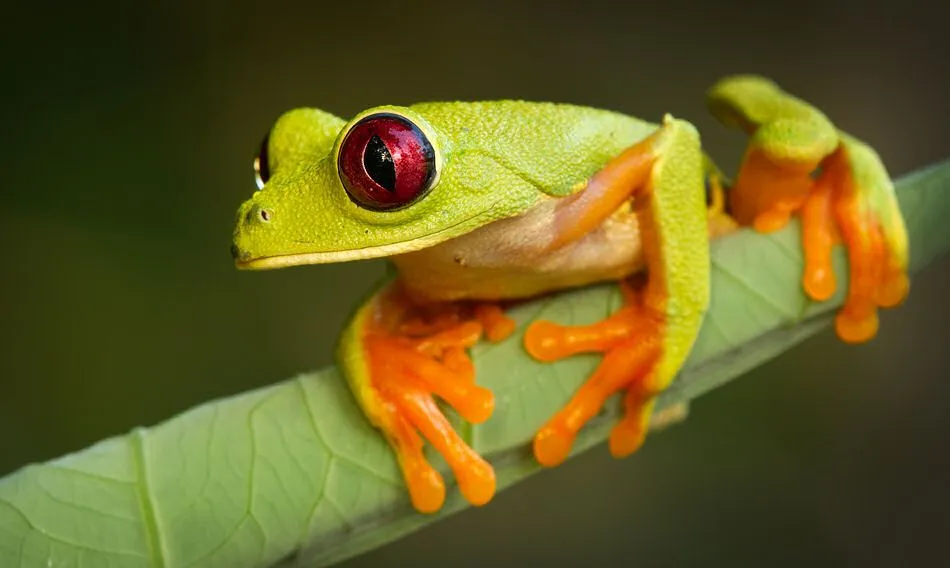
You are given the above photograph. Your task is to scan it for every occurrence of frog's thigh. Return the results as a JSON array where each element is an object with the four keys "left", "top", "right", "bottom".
[
  {"left": 526, "top": 116, "right": 710, "bottom": 465},
  {"left": 707, "top": 75, "right": 839, "bottom": 230}
]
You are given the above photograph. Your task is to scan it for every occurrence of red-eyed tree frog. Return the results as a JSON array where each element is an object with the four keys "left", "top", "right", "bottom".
[{"left": 231, "top": 75, "right": 910, "bottom": 514}]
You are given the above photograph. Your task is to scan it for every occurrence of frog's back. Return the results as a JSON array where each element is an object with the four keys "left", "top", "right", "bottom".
[{"left": 409, "top": 101, "right": 659, "bottom": 197}]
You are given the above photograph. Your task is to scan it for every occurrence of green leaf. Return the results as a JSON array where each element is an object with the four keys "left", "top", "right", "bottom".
[{"left": 2, "top": 161, "right": 949, "bottom": 568}]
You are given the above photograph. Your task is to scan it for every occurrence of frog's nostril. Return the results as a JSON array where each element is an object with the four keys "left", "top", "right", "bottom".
[{"left": 245, "top": 205, "right": 273, "bottom": 224}]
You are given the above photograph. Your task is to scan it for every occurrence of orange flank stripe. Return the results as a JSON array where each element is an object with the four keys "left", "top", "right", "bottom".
[{"left": 547, "top": 131, "right": 659, "bottom": 251}]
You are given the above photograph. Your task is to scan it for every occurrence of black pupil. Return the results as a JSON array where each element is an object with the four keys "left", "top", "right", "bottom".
[{"left": 364, "top": 135, "right": 396, "bottom": 191}]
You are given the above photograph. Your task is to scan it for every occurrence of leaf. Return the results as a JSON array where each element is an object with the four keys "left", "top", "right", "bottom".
[{"left": 1, "top": 161, "right": 949, "bottom": 568}]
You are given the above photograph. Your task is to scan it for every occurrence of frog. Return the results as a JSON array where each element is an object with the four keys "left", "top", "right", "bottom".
[{"left": 231, "top": 75, "right": 909, "bottom": 514}]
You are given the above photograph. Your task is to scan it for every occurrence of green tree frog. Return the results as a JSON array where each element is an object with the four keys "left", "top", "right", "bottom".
[{"left": 231, "top": 76, "right": 909, "bottom": 514}]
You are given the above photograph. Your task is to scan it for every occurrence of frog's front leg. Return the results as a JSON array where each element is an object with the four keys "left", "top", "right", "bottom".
[
  {"left": 524, "top": 116, "right": 710, "bottom": 465},
  {"left": 707, "top": 75, "right": 910, "bottom": 342},
  {"left": 337, "top": 281, "right": 514, "bottom": 513}
]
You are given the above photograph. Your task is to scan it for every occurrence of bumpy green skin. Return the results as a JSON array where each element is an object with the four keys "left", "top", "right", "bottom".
[
  {"left": 707, "top": 75, "right": 839, "bottom": 163},
  {"left": 642, "top": 117, "right": 710, "bottom": 383},
  {"left": 232, "top": 102, "right": 658, "bottom": 265}
]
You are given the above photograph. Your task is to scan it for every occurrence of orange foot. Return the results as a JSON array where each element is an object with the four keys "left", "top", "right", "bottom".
[
  {"left": 351, "top": 283, "right": 515, "bottom": 513},
  {"left": 731, "top": 143, "right": 910, "bottom": 343},
  {"left": 524, "top": 279, "right": 666, "bottom": 466}
]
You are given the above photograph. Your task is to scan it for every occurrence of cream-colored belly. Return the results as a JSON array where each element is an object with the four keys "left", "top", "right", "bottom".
[{"left": 391, "top": 196, "right": 645, "bottom": 303}]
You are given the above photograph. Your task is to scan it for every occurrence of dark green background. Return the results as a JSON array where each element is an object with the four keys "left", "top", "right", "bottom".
[{"left": 3, "top": 0, "right": 949, "bottom": 566}]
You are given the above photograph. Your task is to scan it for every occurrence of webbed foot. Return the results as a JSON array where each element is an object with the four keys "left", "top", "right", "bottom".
[
  {"left": 526, "top": 280, "right": 667, "bottom": 465},
  {"left": 340, "top": 282, "right": 514, "bottom": 512}
]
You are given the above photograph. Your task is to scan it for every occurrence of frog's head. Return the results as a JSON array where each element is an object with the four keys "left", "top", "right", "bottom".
[{"left": 231, "top": 104, "right": 542, "bottom": 269}]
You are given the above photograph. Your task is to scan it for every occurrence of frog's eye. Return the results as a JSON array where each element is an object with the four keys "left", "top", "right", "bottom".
[
  {"left": 254, "top": 133, "right": 271, "bottom": 190},
  {"left": 338, "top": 113, "right": 436, "bottom": 211}
]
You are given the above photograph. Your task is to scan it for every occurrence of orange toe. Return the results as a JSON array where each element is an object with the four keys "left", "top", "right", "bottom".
[
  {"left": 877, "top": 271, "right": 910, "bottom": 308},
  {"left": 524, "top": 306, "right": 641, "bottom": 362},
  {"left": 608, "top": 419, "right": 646, "bottom": 459},
  {"left": 393, "top": 427, "right": 447, "bottom": 513},
  {"left": 801, "top": 179, "right": 839, "bottom": 302},
  {"left": 474, "top": 304, "right": 516, "bottom": 343},
  {"left": 608, "top": 389, "right": 654, "bottom": 458},
  {"left": 835, "top": 308, "right": 879, "bottom": 344},
  {"left": 533, "top": 423, "right": 577, "bottom": 467}
]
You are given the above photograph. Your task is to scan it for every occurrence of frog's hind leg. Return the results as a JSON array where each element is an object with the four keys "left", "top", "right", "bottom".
[
  {"left": 707, "top": 75, "right": 910, "bottom": 342},
  {"left": 338, "top": 281, "right": 515, "bottom": 513},
  {"left": 525, "top": 116, "right": 710, "bottom": 466}
]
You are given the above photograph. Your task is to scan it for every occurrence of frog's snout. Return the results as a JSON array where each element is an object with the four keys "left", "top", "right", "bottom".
[
  {"left": 231, "top": 198, "right": 276, "bottom": 267},
  {"left": 230, "top": 242, "right": 250, "bottom": 262},
  {"left": 234, "top": 200, "right": 275, "bottom": 237}
]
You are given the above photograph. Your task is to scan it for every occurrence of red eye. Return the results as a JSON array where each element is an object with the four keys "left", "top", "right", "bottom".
[{"left": 338, "top": 113, "right": 437, "bottom": 211}]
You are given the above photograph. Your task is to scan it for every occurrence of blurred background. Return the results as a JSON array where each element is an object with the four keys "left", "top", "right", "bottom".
[{"left": 2, "top": 0, "right": 949, "bottom": 566}]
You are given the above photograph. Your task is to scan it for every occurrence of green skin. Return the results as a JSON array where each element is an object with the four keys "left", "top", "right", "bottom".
[
  {"left": 231, "top": 77, "right": 905, "bottom": 270},
  {"left": 232, "top": 102, "right": 659, "bottom": 266},
  {"left": 231, "top": 75, "right": 908, "bottom": 512}
]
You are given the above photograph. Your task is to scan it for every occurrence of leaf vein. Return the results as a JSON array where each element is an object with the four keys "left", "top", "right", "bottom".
[
  {"left": 129, "top": 428, "right": 167, "bottom": 568},
  {"left": 296, "top": 377, "right": 400, "bottom": 488},
  {"left": 0, "top": 495, "right": 147, "bottom": 559},
  {"left": 44, "top": 466, "right": 133, "bottom": 487},
  {"left": 183, "top": 390, "right": 279, "bottom": 568},
  {"left": 712, "top": 258, "right": 799, "bottom": 320},
  {"left": 166, "top": 406, "right": 219, "bottom": 527},
  {"left": 33, "top": 478, "right": 137, "bottom": 522}
]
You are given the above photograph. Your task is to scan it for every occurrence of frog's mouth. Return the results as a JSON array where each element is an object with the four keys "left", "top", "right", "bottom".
[
  {"left": 232, "top": 198, "right": 509, "bottom": 270},
  {"left": 232, "top": 235, "right": 447, "bottom": 270},
  {"left": 232, "top": 211, "right": 495, "bottom": 270}
]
